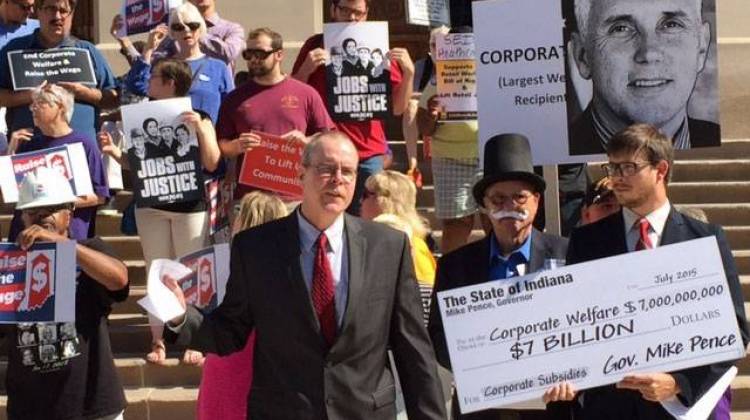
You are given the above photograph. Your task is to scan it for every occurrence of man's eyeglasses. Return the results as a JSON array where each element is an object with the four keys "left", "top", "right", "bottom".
[
  {"left": 242, "top": 48, "right": 279, "bottom": 60},
  {"left": 484, "top": 192, "right": 533, "bottom": 207},
  {"left": 335, "top": 4, "right": 368, "bottom": 19},
  {"left": 311, "top": 164, "right": 357, "bottom": 184},
  {"left": 10, "top": 0, "right": 33, "bottom": 12},
  {"left": 170, "top": 22, "right": 201, "bottom": 32},
  {"left": 601, "top": 161, "right": 651, "bottom": 177},
  {"left": 40, "top": 5, "right": 72, "bottom": 17}
]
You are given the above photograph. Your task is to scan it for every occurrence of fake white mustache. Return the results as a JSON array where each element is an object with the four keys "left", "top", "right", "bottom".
[{"left": 484, "top": 209, "right": 529, "bottom": 221}]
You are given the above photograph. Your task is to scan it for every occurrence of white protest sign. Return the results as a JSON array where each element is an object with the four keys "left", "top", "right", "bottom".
[
  {"left": 435, "top": 33, "right": 477, "bottom": 121},
  {"left": 474, "top": 0, "right": 572, "bottom": 165},
  {"left": 138, "top": 259, "right": 190, "bottom": 323},
  {"left": 0, "top": 143, "right": 93, "bottom": 203},
  {"left": 405, "top": 0, "right": 450, "bottom": 27},
  {"left": 437, "top": 237, "right": 745, "bottom": 413}
]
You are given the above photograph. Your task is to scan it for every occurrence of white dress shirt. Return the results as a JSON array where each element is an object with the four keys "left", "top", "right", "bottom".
[{"left": 622, "top": 200, "right": 672, "bottom": 251}]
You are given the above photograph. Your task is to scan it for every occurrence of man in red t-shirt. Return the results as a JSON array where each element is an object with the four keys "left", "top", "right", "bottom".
[
  {"left": 217, "top": 27, "right": 335, "bottom": 202},
  {"left": 292, "top": 0, "right": 415, "bottom": 214}
]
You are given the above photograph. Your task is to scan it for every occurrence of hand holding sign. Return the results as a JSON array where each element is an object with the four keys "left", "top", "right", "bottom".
[
  {"left": 16, "top": 225, "right": 67, "bottom": 251},
  {"left": 147, "top": 24, "right": 169, "bottom": 52},
  {"left": 111, "top": 14, "right": 126, "bottom": 40},
  {"left": 617, "top": 373, "right": 680, "bottom": 402},
  {"left": 57, "top": 81, "right": 98, "bottom": 103},
  {"left": 388, "top": 47, "right": 415, "bottom": 75},
  {"left": 161, "top": 273, "right": 187, "bottom": 325},
  {"left": 281, "top": 129, "right": 308, "bottom": 146},
  {"left": 234, "top": 132, "right": 262, "bottom": 155},
  {"left": 296, "top": 48, "right": 328, "bottom": 81},
  {"left": 542, "top": 382, "right": 577, "bottom": 404},
  {"left": 98, "top": 131, "right": 122, "bottom": 160},
  {"left": 8, "top": 128, "right": 34, "bottom": 154}
]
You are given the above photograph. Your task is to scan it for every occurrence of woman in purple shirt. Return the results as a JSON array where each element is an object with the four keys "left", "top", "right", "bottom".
[{"left": 6, "top": 84, "right": 109, "bottom": 242}]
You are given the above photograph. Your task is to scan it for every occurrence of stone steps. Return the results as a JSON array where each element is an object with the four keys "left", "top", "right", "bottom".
[
  {"left": 0, "top": 358, "right": 201, "bottom": 392},
  {"left": 0, "top": 387, "right": 198, "bottom": 420}
]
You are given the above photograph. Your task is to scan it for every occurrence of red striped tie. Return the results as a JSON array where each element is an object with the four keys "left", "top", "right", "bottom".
[
  {"left": 635, "top": 218, "right": 653, "bottom": 251},
  {"left": 311, "top": 233, "right": 336, "bottom": 346}
]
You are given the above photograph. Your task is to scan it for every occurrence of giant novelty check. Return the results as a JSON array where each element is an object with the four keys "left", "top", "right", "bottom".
[{"left": 437, "top": 237, "right": 746, "bottom": 414}]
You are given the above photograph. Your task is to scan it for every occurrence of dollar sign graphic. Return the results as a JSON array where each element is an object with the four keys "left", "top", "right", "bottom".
[
  {"left": 510, "top": 342, "right": 523, "bottom": 360},
  {"left": 624, "top": 301, "right": 636, "bottom": 313}
]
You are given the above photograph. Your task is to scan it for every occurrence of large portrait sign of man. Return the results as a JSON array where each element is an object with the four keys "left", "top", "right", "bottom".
[{"left": 566, "top": 0, "right": 720, "bottom": 156}]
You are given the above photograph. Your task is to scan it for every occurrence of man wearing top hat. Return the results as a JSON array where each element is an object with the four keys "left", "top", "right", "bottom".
[{"left": 428, "top": 133, "right": 570, "bottom": 420}]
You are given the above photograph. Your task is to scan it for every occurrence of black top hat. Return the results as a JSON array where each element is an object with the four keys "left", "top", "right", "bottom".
[{"left": 472, "top": 133, "right": 546, "bottom": 206}]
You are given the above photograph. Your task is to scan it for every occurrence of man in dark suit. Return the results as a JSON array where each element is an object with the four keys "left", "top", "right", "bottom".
[
  {"left": 428, "top": 134, "right": 569, "bottom": 419},
  {"left": 163, "top": 131, "right": 446, "bottom": 420},
  {"left": 567, "top": 0, "right": 720, "bottom": 155},
  {"left": 559, "top": 124, "right": 749, "bottom": 419}
]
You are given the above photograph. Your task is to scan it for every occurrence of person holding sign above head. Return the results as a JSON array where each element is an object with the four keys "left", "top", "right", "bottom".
[
  {"left": 554, "top": 124, "right": 749, "bottom": 419},
  {"left": 126, "top": 2, "right": 234, "bottom": 124},
  {"left": 567, "top": 0, "right": 719, "bottom": 155},
  {"left": 0, "top": 0, "right": 118, "bottom": 142},
  {"left": 428, "top": 134, "right": 569, "bottom": 420},
  {"left": 100, "top": 58, "right": 221, "bottom": 367},
  {"left": 8, "top": 166, "right": 128, "bottom": 420},
  {"left": 292, "top": 0, "right": 415, "bottom": 215},
  {"left": 163, "top": 131, "right": 446, "bottom": 420},
  {"left": 216, "top": 27, "right": 334, "bottom": 205},
  {"left": 6, "top": 84, "right": 109, "bottom": 243}
]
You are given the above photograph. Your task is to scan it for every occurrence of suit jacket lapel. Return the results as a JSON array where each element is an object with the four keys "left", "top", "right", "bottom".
[
  {"left": 529, "top": 229, "right": 547, "bottom": 273},
  {"left": 277, "top": 213, "right": 322, "bottom": 338},
  {"left": 333, "top": 215, "right": 366, "bottom": 348},
  {"left": 469, "top": 237, "right": 490, "bottom": 285},
  {"left": 608, "top": 211, "right": 629, "bottom": 255},
  {"left": 660, "top": 207, "right": 685, "bottom": 247}
]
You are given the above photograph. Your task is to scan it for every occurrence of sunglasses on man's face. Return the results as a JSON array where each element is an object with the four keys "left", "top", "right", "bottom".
[
  {"left": 242, "top": 48, "right": 279, "bottom": 61},
  {"left": 170, "top": 22, "right": 201, "bottom": 32}
]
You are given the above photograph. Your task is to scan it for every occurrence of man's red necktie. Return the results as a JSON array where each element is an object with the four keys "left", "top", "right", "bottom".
[
  {"left": 635, "top": 218, "right": 653, "bottom": 251},
  {"left": 311, "top": 233, "right": 336, "bottom": 346}
]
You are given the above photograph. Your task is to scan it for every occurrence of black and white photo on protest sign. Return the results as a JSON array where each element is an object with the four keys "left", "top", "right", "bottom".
[
  {"left": 324, "top": 22, "right": 392, "bottom": 121},
  {"left": 121, "top": 97, "right": 203, "bottom": 207},
  {"left": 405, "top": 0, "right": 450, "bottom": 27},
  {"left": 7, "top": 48, "right": 96, "bottom": 90},
  {"left": 473, "top": 0, "right": 721, "bottom": 165},
  {"left": 563, "top": 0, "right": 720, "bottom": 157}
]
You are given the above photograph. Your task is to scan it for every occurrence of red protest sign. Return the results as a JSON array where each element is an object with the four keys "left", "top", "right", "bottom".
[{"left": 238, "top": 132, "right": 303, "bottom": 198}]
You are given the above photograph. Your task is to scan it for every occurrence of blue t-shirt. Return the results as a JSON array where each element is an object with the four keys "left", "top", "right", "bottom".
[
  {"left": 0, "top": 29, "right": 117, "bottom": 141},
  {"left": 0, "top": 18, "right": 38, "bottom": 51},
  {"left": 126, "top": 55, "right": 234, "bottom": 123},
  {"left": 8, "top": 130, "right": 110, "bottom": 242}
]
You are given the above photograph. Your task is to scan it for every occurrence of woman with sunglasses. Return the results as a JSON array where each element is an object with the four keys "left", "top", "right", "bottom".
[
  {"left": 101, "top": 59, "right": 221, "bottom": 367},
  {"left": 126, "top": 2, "right": 233, "bottom": 124}
]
